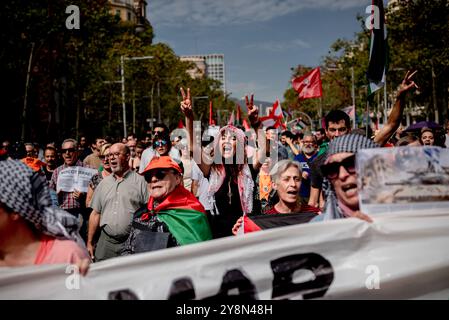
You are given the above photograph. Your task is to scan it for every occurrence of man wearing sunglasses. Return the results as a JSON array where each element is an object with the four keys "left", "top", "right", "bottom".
[
  {"left": 313, "top": 133, "right": 379, "bottom": 222},
  {"left": 122, "top": 156, "right": 211, "bottom": 254},
  {"left": 309, "top": 70, "right": 419, "bottom": 210},
  {"left": 49, "top": 139, "right": 87, "bottom": 235}
]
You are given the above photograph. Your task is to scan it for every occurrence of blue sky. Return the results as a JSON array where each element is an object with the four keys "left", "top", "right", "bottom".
[{"left": 147, "top": 0, "right": 372, "bottom": 103}]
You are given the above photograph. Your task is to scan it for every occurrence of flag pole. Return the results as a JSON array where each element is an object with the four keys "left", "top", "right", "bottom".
[
  {"left": 383, "top": 74, "right": 388, "bottom": 125},
  {"left": 366, "top": 100, "right": 370, "bottom": 138},
  {"left": 319, "top": 97, "right": 323, "bottom": 128}
]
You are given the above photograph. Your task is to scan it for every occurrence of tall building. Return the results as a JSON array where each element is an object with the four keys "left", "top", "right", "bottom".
[
  {"left": 181, "top": 54, "right": 226, "bottom": 92},
  {"left": 108, "top": 0, "right": 147, "bottom": 23}
]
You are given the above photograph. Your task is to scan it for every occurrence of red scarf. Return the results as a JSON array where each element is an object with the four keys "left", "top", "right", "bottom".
[{"left": 147, "top": 184, "right": 205, "bottom": 214}]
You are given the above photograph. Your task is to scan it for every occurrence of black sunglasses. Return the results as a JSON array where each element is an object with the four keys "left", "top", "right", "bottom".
[
  {"left": 153, "top": 140, "right": 168, "bottom": 148},
  {"left": 144, "top": 169, "right": 175, "bottom": 182},
  {"left": 321, "top": 155, "right": 356, "bottom": 179},
  {"left": 62, "top": 148, "right": 76, "bottom": 154}
]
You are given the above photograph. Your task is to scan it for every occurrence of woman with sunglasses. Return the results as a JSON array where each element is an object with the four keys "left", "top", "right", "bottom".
[
  {"left": 180, "top": 88, "right": 256, "bottom": 239},
  {"left": 138, "top": 126, "right": 181, "bottom": 175},
  {"left": 314, "top": 133, "right": 379, "bottom": 222}
]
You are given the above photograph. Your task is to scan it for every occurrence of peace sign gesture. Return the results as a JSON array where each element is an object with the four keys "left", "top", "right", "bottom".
[
  {"left": 180, "top": 87, "right": 193, "bottom": 119},
  {"left": 397, "top": 70, "right": 419, "bottom": 97},
  {"left": 245, "top": 93, "right": 259, "bottom": 126}
]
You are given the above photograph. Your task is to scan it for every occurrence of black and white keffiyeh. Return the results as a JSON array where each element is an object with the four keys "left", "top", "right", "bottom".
[
  {"left": 321, "top": 133, "right": 379, "bottom": 220},
  {"left": 0, "top": 158, "right": 83, "bottom": 244}
]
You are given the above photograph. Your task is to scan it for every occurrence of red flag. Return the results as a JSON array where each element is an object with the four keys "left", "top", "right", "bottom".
[
  {"left": 236, "top": 104, "right": 242, "bottom": 125},
  {"left": 177, "top": 119, "right": 184, "bottom": 128},
  {"left": 242, "top": 119, "right": 251, "bottom": 131},
  {"left": 259, "top": 99, "right": 286, "bottom": 129},
  {"left": 292, "top": 67, "right": 323, "bottom": 100},
  {"left": 209, "top": 101, "right": 215, "bottom": 126},
  {"left": 227, "top": 111, "right": 235, "bottom": 125}
]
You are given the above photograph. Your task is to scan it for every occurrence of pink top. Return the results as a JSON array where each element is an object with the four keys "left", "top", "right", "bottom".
[{"left": 34, "top": 235, "right": 90, "bottom": 265}]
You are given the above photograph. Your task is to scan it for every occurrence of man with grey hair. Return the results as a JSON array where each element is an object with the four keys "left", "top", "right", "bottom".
[
  {"left": 49, "top": 138, "right": 88, "bottom": 240},
  {"left": 294, "top": 133, "right": 318, "bottom": 204},
  {"left": 49, "top": 139, "right": 85, "bottom": 214},
  {"left": 87, "top": 143, "right": 149, "bottom": 261}
]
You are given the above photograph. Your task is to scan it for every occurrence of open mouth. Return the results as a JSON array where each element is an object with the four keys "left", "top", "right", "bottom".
[
  {"left": 286, "top": 190, "right": 297, "bottom": 195},
  {"left": 342, "top": 183, "right": 357, "bottom": 193},
  {"left": 222, "top": 144, "right": 233, "bottom": 153}
]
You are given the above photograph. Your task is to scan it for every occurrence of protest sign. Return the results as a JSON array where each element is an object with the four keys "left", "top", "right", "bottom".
[
  {"left": 1, "top": 210, "right": 449, "bottom": 300},
  {"left": 357, "top": 146, "right": 449, "bottom": 214},
  {"left": 56, "top": 166, "right": 97, "bottom": 193}
]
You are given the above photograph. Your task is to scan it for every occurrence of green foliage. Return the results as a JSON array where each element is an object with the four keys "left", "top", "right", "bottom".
[
  {"left": 283, "top": 0, "right": 449, "bottom": 126},
  {"left": 0, "top": 0, "right": 227, "bottom": 143}
]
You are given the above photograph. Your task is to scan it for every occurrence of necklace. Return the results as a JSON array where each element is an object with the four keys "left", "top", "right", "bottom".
[{"left": 227, "top": 179, "right": 233, "bottom": 205}]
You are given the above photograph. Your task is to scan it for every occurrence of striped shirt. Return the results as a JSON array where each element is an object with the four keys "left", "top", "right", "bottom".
[{"left": 49, "top": 160, "right": 84, "bottom": 210}]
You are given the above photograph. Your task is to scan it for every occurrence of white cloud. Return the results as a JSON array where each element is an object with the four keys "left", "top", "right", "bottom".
[
  {"left": 244, "top": 39, "right": 311, "bottom": 52},
  {"left": 148, "top": 0, "right": 363, "bottom": 27},
  {"left": 228, "top": 81, "right": 269, "bottom": 98}
]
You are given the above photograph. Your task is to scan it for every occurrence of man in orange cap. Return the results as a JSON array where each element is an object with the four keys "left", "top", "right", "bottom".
[{"left": 122, "top": 156, "right": 212, "bottom": 254}]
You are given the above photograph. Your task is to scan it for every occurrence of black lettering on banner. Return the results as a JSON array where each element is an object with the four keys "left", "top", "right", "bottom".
[
  {"left": 271, "top": 253, "right": 334, "bottom": 299},
  {"left": 167, "top": 277, "right": 196, "bottom": 300},
  {"left": 108, "top": 289, "right": 139, "bottom": 300},
  {"left": 204, "top": 269, "right": 258, "bottom": 301}
]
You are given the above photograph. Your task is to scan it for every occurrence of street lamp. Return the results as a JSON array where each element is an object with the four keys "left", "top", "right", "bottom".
[
  {"left": 120, "top": 55, "right": 153, "bottom": 138},
  {"left": 192, "top": 96, "right": 209, "bottom": 122}
]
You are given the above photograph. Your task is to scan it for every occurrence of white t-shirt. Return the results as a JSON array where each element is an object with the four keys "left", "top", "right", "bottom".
[
  {"left": 191, "top": 161, "right": 212, "bottom": 211},
  {"left": 181, "top": 157, "right": 192, "bottom": 191},
  {"left": 138, "top": 147, "right": 181, "bottom": 174}
]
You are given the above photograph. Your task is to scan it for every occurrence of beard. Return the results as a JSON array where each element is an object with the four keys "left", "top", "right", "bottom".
[
  {"left": 303, "top": 145, "right": 316, "bottom": 155},
  {"left": 111, "top": 162, "right": 123, "bottom": 173}
]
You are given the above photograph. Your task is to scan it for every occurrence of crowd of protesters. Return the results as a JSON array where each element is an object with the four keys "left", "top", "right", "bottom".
[{"left": 1, "top": 70, "right": 449, "bottom": 274}]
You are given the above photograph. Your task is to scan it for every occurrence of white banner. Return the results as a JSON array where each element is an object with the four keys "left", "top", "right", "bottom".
[
  {"left": 1, "top": 210, "right": 449, "bottom": 300},
  {"left": 56, "top": 166, "right": 97, "bottom": 193}
]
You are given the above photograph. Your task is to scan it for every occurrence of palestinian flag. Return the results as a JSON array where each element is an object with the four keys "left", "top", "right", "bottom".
[
  {"left": 148, "top": 185, "right": 212, "bottom": 245},
  {"left": 367, "top": 0, "right": 388, "bottom": 95},
  {"left": 243, "top": 212, "right": 317, "bottom": 234}
]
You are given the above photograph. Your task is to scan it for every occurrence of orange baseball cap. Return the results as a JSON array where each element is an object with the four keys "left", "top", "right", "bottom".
[{"left": 140, "top": 156, "right": 182, "bottom": 175}]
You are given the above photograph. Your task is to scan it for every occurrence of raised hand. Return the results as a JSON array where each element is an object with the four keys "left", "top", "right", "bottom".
[
  {"left": 397, "top": 70, "right": 419, "bottom": 97},
  {"left": 232, "top": 216, "right": 244, "bottom": 235},
  {"left": 245, "top": 93, "right": 259, "bottom": 126},
  {"left": 180, "top": 87, "right": 193, "bottom": 119}
]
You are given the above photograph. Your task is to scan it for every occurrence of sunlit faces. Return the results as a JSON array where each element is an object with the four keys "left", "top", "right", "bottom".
[
  {"left": 153, "top": 139, "right": 169, "bottom": 156},
  {"left": 326, "top": 120, "right": 348, "bottom": 140},
  {"left": 302, "top": 137, "right": 317, "bottom": 155},
  {"left": 61, "top": 142, "right": 78, "bottom": 166},
  {"left": 108, "top": 144, "right": 129, "bottom": 174},
  {"left": 101, "top": 147, "right": 111, "bottom": 172},
  {"left": 44, "top": 149, "right": 56, "bottom": 167},
  {"left": 272, "top": 166, "right": 301, "bottom": 205},
  {"left": 25, "top": 144, "right": 36, "bottom": 158},
  {"left": 145, "top": 169, "right": 181, "bottom": 201},
  {"left": 95, "top": 139, "right": 106, "bottom": 151},
  {"left": 325, "top": 152, "right": 359, "bottom": 211},
  {"left": 135, "top": 146, "right": 144, "bottom": 159},
  {"left": 421, "top": 131, "right": 434, "bottom": 146},
  {"left": 220, "top": 130, "right": 237, "bottom": 159},
  {"left": 266, "top": 129, "right": 278, "bottom": 141}
]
